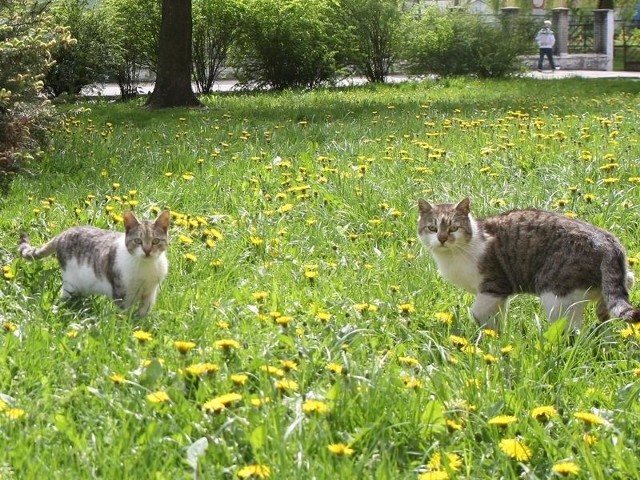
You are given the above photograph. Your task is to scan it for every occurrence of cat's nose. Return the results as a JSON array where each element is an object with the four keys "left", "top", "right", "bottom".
[{"left": 143, "top": 247, "right": 152, "bottom": 256}]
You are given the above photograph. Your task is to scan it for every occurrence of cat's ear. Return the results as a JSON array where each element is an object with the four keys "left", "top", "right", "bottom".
[
  {"left": 455, "top": 198, "right": 471, "bottom": 215},
  {"left": 123, "top": 211, "right": 140, "bottom": 232},
  {"left": 154, "top": 210, "right": 171, "bottom": 232},
  {"left": 418, "top": 199, "right": 433, "bottom": 215}
]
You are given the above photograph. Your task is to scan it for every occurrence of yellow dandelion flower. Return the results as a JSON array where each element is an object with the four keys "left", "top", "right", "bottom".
[
  {"left": 501, "top": 345, "right": 514, "bottom": 355},
  {"left": 402, "top": 376, "right": 423, "bottom": 389},
  {"left": 488, "top": 415, "right": 517, "bottom": 427},
  {"left": 3, "top": 321, "right": 17, "bottom": 332},
  {"left": 398, "top": 356, "right": 420, "bottom": 367},
  {"left": 5, "top": 408, "right": 26, "bottom": 420},
  {"left": 146, "top": 391, "right": 170, "bottom": 404},
  {"left": 599, "top": 163, "right": 619, "bottom": 171},
  {"left": 326, "top": 363, "right": 344, "bottom": 375},
  {"left": 316, "top": 312, "right": 331, "bottom": 322},
  {"left": 179, "top": 234, "right": 194, "bottom": 245},
  {"left": 214, "top": 339, "right": 241, "bottom": 350},
  {"left": 484, "top": 354, "right": 498, "bottom": 364},
  {"left": 278, "top": 203, "right": 294, "bottom": 214},
  {"left": 446, "top": 419, "right": 464, "bottom": 432},
  {"left": 110, "top": 374, "right": 126, "bottom": 384},
  {"left": 260, "top": 365, "right": 285, "bottom": 377},
  {"left": 398, "top": 303, "right": 415, "bottom": 314},
  {"left": 574, "top": 411, "right": 606, "bottom": 426},
  {"left": 280, "top": 360, "right": 298, "bottom": 371},
  {"left": 275, "top": 379, "right": 299, "bottom": 392},
  {"left": 327, "top": 443, "right": 354, "bottom": 456},
  {"left": 185, "top": 363, "right": 219, "bottom": 377},
  {"left": 448, "top": 335, "right": 469, "bottom": 348},
  {"left": 482, "top": 328, "right": 498, "bottom": 337},
  {"left": 133, "top": 330, "right": 153, "bottom": 343},
  {"left": 252, "top": 291, "right": 269, "bottom": 301},
  {"left": 231, "top": 373, "right": 249, "bottom": 385},
  {"left": 499, "top": 438, "right": 532, "bottom": 462},
  {"left": 418, "top": 472, "right": 449, "bottom": 480},
  {"left": 552, "top": 461, "right": 581, "bottom": 476},
  {"left": 275, "top": 316, "right": 292, "bottom": 327},
  {"left": 237, "top": 464, "right": 271, "bottom": 479},
  {"left": 531, "top": 405, "right": 558, "bottom": 421},
  {"left": 302, "top": 400, "right": 330, "bottom": 414},
  {"left": 304, "top": 270, "right": 318, "bottom": 280},
  {"left": 250, "top": 236, "right": 264, "bottom": 247},
  {"left": 602, "top": 177, "right": 619, "bottom": 184},
  {"left": 183, "top": 252, "right": 197, "bottom": 262},
  {"left": 250, "top": 397, "right": 270, "bottom": 407},
  {"left": 427, "top": 452, "right": 462, "bottom": 472},
  {"left": 434, "top": 312, "right": 454, "bottom": 324},
  {"left": 203, "top": 393, "right": 242, "bottom": 413},
  {"left": 174, "top": 340, "right": 196, "bottom": 354},
  {"left": 583, "top": 434, "right": 597, "bottom": 446}
]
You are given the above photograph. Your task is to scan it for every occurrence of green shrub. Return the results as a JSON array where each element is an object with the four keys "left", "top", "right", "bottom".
[
  {"left": 100, "top": 0, "right": 160, "bottom": 98},
  {"left": 45, "top": 0, "right": 116, "bottom": 96},
  {"left": 192, "top": 0, "right": 247, "bottom": 93},
  {"left": 0, "top": 0, "right": 71, "bottom": 188},
  {"left": 333, "top": 0, "right": 404, "bottom": 83},
  {"left": 232, "top": 0, "right": 340, "bottom": 90},
  {"left": 403, "top": 9, "right": 533, "bottom": 78}
]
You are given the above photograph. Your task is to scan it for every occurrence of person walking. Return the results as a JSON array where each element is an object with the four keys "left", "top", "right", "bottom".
[{"left": 535, "top": 20, "right": 559, "bottom": 72}]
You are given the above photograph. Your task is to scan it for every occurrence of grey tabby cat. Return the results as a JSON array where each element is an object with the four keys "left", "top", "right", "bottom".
[
  {"left": 418, "top": 198, "right": 640, "bottom": 330},
  {"left": 19, "top": 210, "right": 171, "bottom": 316}
]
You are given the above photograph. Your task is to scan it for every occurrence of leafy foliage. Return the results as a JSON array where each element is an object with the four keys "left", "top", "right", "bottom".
[
  {"left": 0, "top": 0, "right": 71, "bottom": 189},
  {"left": 44, "top": 0, "right": 115, "bottom": 96},
  {"left": 333, "top": 0, "right": 405, "bottom": 83},
  {"left": 100, "top": 0, "right": 160, "bottom": 98},
  {"left": 403, "top": 8, "right": 535, "bottom": 78},
  {"left": 192, "top": 0, "right": 247, "bottom": 94},
  {"left": 232, "top": 0, "right": 340, "bottom": 90}
]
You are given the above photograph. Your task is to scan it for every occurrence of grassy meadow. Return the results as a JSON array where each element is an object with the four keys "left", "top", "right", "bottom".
[{"left": 1, "top": 77, "right": 640, "bottom": 479}]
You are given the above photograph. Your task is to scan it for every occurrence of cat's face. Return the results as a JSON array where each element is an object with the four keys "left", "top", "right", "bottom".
[
  {"left": 123, "top": 210, "right": 171, "bottom": 258},
  {"left": 418, "top": 198, "right": 473, "bottom": 251}
]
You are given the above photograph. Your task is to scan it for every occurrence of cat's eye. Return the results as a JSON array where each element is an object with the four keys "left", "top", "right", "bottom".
[
  {"left": 134, "top": 238, "right": 143, "bottom": 245},
  {"left": 152, "top": 239, "right": 160, "bottom": 245},
  {"left": 449, "top": 226, "right": 459, "bottom": 233},
  {"left": 428, "top": 225, "right": 438, "bottom": 232}
]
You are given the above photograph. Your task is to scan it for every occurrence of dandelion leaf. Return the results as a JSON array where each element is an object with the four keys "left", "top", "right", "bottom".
[
  {"left": 140, "top": 359, "right": 164, "bottom": 388},
  {"left": 249, "top": 425, "right": 267, "bottom": 452},
  {"left": 543, "top": 318, "right": 568, "bottom": 344},
  {"left": 420, "top": 400, "right": 447, "bottom": 435}
]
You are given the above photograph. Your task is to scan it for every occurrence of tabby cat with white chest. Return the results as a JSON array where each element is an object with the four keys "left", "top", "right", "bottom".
[
  {"left": 19, "top": 210, "right": 170, "bottom": 317},
  {"left": 418, "top": 198, "right": 640, "bottom": 330}
]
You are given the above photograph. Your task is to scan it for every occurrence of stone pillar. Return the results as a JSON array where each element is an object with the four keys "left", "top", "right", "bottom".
[
  {"left": 594, "top": 9, "right": 614, "bottom": 70},
  {"left": 552, "top": 8, "right": 570, "bottom": 56}
]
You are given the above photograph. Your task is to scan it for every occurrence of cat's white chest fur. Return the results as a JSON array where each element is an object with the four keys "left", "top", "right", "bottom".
[
  {"left": 115, "top": 241, "right": 168, "bottom": 297},
  {"left": 421, "top": 220, "right": 486, "bottom": 294},
  {"left": 430, "top": 248, "right": 484, "bottom": 293}
]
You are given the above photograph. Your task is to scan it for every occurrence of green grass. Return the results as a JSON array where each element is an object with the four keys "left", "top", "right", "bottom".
[{"left": 1, "top": 77, "right": 640, "bottom": 479}]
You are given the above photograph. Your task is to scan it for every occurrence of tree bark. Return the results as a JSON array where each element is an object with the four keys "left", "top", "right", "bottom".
[{"left": 145, "top": 0, "right": 202, "bottom": 109}]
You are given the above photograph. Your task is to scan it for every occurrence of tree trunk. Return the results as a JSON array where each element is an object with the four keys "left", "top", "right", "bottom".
[{"left": 145, "top": 0, "right": 202, "bottom": 109}]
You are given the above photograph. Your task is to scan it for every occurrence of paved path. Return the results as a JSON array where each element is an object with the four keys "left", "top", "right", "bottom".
[{"left": 81, "top": 70, "right": 640, "bottom": 97}]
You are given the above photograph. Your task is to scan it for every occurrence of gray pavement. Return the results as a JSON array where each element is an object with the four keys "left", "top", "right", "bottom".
[{"left": 81, "top": 70, "right": 640, "bottom": 97}]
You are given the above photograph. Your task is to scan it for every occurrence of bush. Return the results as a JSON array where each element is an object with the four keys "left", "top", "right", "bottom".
[
  {"left": 192, "top": 0, "right": 247, "bottom": 93},
  {"left": 45, "top": 0, "right": 116, "bottom": 96},
  {"left": 100, "top": 0, "right": 160, "bottom": 98},
  {"left": 0, "top": 0, "right": 71, "bottom": 189},
  {"left": 232, "top": 0, "right": 340, "bottom": 90},
  {"left": 403, "top": 9, "right": 534, "bottom": 78},
  {"left": 333, "top": 0, "right": 404, "bottom": 83}
]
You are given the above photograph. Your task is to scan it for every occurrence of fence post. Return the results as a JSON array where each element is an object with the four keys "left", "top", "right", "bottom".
[
  {"left": 552, "top": 8, "right": 570, "bottom": 56},
  {"left": 594, "top": 9, "right": 614, "bottom": 70}
]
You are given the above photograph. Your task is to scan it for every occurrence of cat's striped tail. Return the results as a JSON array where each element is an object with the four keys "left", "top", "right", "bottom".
[
  {"left": 602, "top": 246, "right": 640, "bottom": 323},
  {"left": 18, "top": 233, "right": 57, "bottom": 261}
]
